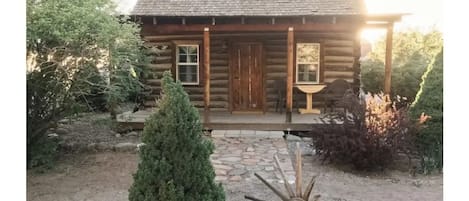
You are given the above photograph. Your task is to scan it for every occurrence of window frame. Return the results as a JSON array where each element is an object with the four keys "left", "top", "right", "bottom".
[
  {"left": 175, "top": 44, "right": 200, "bottom": 85},
  {"left": 295, "top": 42, "right": 321, "bottom": 84}
]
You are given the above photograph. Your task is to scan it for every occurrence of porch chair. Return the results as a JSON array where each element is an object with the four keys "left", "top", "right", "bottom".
[{"left": 321, "top": 79, "right": 352, "bottom": 113}]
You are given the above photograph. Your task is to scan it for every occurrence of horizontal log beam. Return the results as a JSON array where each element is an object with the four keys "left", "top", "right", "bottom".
[
  {"left": 364, "top": 23, "right": 392, "bottom": 29},
  {"left": 143, "top": 32, "right": 357, "bottom": 41},
  {"left": 143, "top": 23, "right": 360, "bottom": 34},
  {"left": 365, "top": 13, "right": 407, "bottom": 22}
]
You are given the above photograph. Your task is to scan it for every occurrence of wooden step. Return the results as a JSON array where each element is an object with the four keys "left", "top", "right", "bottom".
[{"left": 144, "top": 100, "right": 228, "bottom": 108}]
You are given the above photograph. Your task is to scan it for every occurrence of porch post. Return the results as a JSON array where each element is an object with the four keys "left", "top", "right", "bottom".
[
  {"left": 384, "top": 23, "right": 394, "bottom": 95},
  {"left": 203, "top": 27, "right": 211, "bottom": 124},
  {"left": 286, "top": 27, "right": 294, "bottom": 123}
]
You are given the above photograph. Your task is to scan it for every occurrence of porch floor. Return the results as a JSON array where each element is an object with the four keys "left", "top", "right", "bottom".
[{"left": 117, "top": 109, "right": 328, "bottom": 131}]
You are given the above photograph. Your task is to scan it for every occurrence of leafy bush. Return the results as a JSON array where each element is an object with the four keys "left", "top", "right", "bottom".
[
  {"left": 128, "top": 72, "right": 225, "bottom": 201},
  {"left": 310, "top": 92, "right": 425, "bottom": 170},
  {"left": 361, "top": 30, "right": 443, "bottom": 103},
  {"left": 27, "top": 64, "right": 73, "bottom": 168},
  {"left": 27, "top": 0, "right": 147, "bottom": 168},
  {"left": 361, "top": 59, "right": 385, "bottom": 94},
  {"left": 361, "top": 55, "right": 428, "bottom": 104},
  {"left": 74, "top": 66, "right": 108, "bottom": 112},
  {"left": 28, "top": 134, "right": 59, "bottom": 170},
  {"left": 410, "top": 49, "right": 443, "bottom": 173}
]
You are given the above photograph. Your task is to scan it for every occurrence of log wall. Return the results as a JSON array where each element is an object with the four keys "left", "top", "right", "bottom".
[{"left": 142, "top": 32, "right": 361, "bottom": 112}]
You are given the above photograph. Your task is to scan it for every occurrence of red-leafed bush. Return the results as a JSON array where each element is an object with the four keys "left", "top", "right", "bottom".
[{"left": 310, "top": 92, "right": 428, "bottom": 171}]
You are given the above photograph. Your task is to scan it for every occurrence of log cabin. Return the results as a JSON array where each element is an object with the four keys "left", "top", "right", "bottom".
[{"left": 118, "top": 0, "right": 405, "bottom": 131}]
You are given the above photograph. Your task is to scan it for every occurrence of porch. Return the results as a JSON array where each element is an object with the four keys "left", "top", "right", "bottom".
[
  {"left": 116, "top": 109, "right": 327, "bottom": 131},
  {"left": 130, "top": 13, "right": 404, "bottom": 133}
]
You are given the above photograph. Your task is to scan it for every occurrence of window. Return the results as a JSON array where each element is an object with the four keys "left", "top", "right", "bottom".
[
  {"left": 296, "top": 43, "right": 320, "bottom": 84},
  {"left": 176, "top": 45, "right": 199, "bottom": 85}
]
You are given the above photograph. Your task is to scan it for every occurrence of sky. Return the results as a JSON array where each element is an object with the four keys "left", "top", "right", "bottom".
[
  {"left": 115, "top": 0, "right": 443, "bottom": 42},
  {"left": 362, "top": 0, "right": 442, "bottom": 42},
  {"left": 114, "top": 0, "right": 137, "bottom": 14}
]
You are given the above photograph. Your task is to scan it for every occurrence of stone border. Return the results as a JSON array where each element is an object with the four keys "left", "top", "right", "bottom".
[
  {"left": 59, "top": 142, "right": 143, "bottom": 153},
  {"left": 211, "top": 130, "right": 284, "bottom": 138}
]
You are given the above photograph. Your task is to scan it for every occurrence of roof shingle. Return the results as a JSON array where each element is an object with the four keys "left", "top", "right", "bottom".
[{"left": 131, "top": 0, "right": 367, "bottom": 16}]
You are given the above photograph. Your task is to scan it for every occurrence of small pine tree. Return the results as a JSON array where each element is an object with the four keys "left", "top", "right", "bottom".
[
  {"left": 158, "top": 181, "right": 184, "bottom": 201},
  {"left": 410, "top": 49, "right": 443, "bottom": 173},
  {"left": 129, "top": 71, "right": 225, "bottom": 201}
]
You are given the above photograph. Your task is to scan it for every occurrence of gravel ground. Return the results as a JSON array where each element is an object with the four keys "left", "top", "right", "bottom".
[
  {"left": 285, "top": 135, "right": 443, "bottom": 201},
  {"left": 27, "top": 149, "right": 443, "bottom": 201},
  {"left": 51, "top": 112, "right": 142, "bottom": 152},
  {"left": 28, "top": 113, "right": 443, "bottom": 201},
  {"left": 28, "top": 152, "right": 137, "bottom": 201}
]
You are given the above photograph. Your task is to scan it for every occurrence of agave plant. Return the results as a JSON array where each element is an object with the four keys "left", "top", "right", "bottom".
[{"left": 245, "top": 142, "right": 320, "bottom": 201}]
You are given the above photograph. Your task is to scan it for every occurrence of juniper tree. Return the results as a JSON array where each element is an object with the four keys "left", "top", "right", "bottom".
[{"left": 129, "top": 71, "right": 225, "bottom": 201}]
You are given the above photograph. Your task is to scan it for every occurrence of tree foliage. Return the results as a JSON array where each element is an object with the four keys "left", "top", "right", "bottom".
[
  {"left": 129, "top": 72, "right": 225, "bottom": 201},
  {"left": 361, "top": 30, "right": 443, "bottom": 103},
  {"left": 27, "top": 0, "right": 147, "bottom": 168},
  {"left": 410, "top": 49, "right": 443, "bottom": 173}
]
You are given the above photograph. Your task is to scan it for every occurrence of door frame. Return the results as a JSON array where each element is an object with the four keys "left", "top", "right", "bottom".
[{"left": 228, "top": 40, "right": 266, "bottom": 113}]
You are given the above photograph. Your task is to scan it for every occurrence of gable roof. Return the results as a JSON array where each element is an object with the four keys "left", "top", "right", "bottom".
[{"left": 131, "top": 0, "right": 367, "bottom": 16}]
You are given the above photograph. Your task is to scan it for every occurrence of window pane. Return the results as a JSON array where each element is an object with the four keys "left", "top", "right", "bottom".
[
  {"left": 179, "top": 54, "right": 187, "bottom": 62},
  {"left": 187, "top": 46, "right": 198, "bottom": 54},
  {"left": 189, "top": 55, "right": 198, "bottom": 63},
  {"left": 190, "top": 73, "right": 197, "bottom": 82},
  {"left": 178, "top": 65, "right": 198, "bottom": 83},
  {"left": 297, "top": 64, "right": 318, "bottom": 82},
  {"left": 297, "top": 43, "right": 320, "bottom": 63},
  {"left": 179, "top": 73, "right": 198, "bottom": 83},
  {"left": 178, "top": 46, "right": 188, "bottom": 55},
  {"left": 298, "top": 72, "right": 317, "bottom": 82},
  {"left": 179, "top": 65, "right": 196, "bottom": 74},
  {"left": 178, "top": 45, "right": 198, "bottom": 63}
]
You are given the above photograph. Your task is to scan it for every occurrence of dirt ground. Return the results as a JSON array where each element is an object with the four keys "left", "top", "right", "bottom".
[
  {"left": 55, "top": 112, "right": 141, "bottom": 146},
  {"left": 28, "top": 113, "right": 442, "bottom": 201},
  {"left": 27, "top": 151, "right": 442, "bottom": 201},
  {"left": 28, "top": 152, "right": 136, "bottom": 201}
]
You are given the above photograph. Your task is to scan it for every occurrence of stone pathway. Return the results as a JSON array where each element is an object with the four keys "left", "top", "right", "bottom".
[{"left": 210, "top": 134, "right": 296, "bottom": 185}]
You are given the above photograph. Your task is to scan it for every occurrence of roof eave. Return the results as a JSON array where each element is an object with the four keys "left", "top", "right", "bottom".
[{"left": 129, "top": 13, "right": 368, "bottom": 17}]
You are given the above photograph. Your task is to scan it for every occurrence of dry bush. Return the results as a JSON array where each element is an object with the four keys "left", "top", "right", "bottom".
[{"left": 310, "top": 92, "right": 427, "bottom": 171}]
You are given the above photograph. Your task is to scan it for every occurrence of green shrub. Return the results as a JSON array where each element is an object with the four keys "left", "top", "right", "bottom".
[
  {"left": 361, "top": 56, "right": 428, "bottom": 105},
  {"left": 310, "top": 92, "right": 421, "bottom": 171},
  {"left": 361, "top": 30, "right": 443, "bottom": 104},
  {"left": 410, "top": 49, "right": 443, "bottom": 173},
  {"left": 128, "top": 71, "right": 225, "bottom": 201},
  {"left": 27, "top": 64, "right": 73, "bottom": 169},
  {"left": 74, "top": 66, "right": 108, "bottom": 112},
  {"left": 27, "top": 0, "right": 148, "bottom": 169},
  {"left": 28, "top": 135, "right": 59, "bottom": 170},
  {"left": 361, "top": 59, "right": 385, "bottom": 94},
  {"left": 158, "top": 181, "right": 184, "bottom": 201}
]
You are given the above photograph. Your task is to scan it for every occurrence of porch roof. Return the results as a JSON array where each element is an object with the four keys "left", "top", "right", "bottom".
[{"left": 131, "top": 0, "right": 367, "bottom": 17}]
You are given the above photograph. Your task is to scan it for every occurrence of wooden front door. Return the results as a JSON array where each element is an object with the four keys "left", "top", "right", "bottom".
[{"left": 230, "top": 43, "right": 264, "bottom": 112}]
